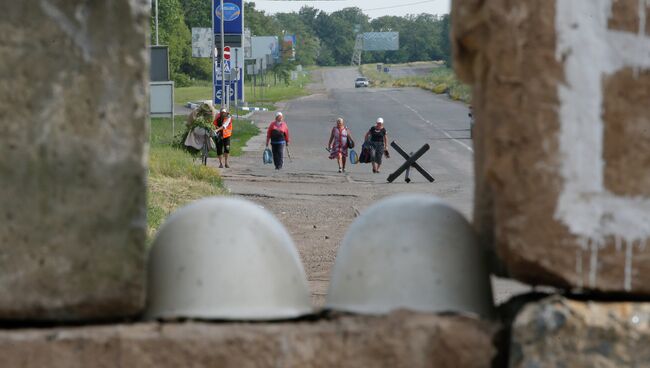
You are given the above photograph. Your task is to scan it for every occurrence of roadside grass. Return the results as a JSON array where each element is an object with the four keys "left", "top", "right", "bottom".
[
  {"left": 360, "top": 64, "right": 472, "bottom": 103},
  {"left": 175, "top": 86, "right": 213, "bottom": 106},
  {"left": 228, "top": 119, "right": 259, "bottom": 156},
  {"left": 148, "top": 117, "right": 226, "bottom": 242},
  {"left": 174, "top": 71, "right": 312, "bottom": 108}
]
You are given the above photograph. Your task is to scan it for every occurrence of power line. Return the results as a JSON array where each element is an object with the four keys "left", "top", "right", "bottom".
[{"left": 362, "top": 0, "right": 438, "bottom": 12}]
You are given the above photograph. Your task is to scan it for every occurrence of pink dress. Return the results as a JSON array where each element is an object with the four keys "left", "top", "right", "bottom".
[{"left": 329, "top": 126, "right": 349, "bottom": 159}]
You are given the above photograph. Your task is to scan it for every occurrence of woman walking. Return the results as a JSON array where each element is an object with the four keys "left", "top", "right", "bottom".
[
  {"left": 364, "top": 117, "right": 389, "bottom": 173},
  {"left": 327, "top": 118, "right": 353, "bottom": 173},
  {"left": 266, "top": 112, "right": 291, "bottom": 170}
]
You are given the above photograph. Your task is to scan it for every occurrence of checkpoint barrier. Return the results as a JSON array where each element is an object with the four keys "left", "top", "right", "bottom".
[
  {"left": 387, "top": 141, "right": 435, "bottom": 183},
  {"left": 145, "top": 197, "right": 312, "bottom": 321},
  {"left": 326, "top": 194, "right": 495, "bottom": 318}
]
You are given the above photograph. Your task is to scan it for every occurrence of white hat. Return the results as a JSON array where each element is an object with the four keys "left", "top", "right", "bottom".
[
  {"left": 145, "top": 197, "right": 313, "bottom": 320},
  {"left": 326, "top": 194, "right": 495, "bottom": 318},
  {"left": 276, "top": 111, "right": 283, "bottom": 117},
  {"left": 220, "top": 108, "right": 227, "bottom": 113},
  {"left": 376, "top": 117, "right": 384, "bottom": 124}
]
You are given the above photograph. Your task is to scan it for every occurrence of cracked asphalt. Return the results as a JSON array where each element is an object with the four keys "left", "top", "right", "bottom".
[{"left": 217, "top": 66, "right": 529, "bottom": 307}]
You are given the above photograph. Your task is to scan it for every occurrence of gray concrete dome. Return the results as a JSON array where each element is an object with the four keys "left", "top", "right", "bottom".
[
  {"left": 326, "top": 194, "right": 494, "bottom": 318},
  {"left": 145, "top": 197, "right": 312, "bottom": 320}
]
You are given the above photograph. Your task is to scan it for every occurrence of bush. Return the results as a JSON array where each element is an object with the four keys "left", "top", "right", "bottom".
[
  {"left": 172, "top": 72, "right": 192, "bottom": 87},
  {"left": 432, "top": 83, "right": 448, "bottom": 94}
]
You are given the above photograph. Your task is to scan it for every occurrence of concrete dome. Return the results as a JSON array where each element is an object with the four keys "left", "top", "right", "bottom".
[
  {"left": 326, "top": 194, "right": 494, "bottom": 318},
  {"left": 145, "top": 197, "right": 312, "bottom": 320}
]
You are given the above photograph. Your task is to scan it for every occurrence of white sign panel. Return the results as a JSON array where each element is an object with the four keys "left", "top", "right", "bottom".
[
  {"left": 363, "top": 32, "right": 399, "bottom": 51},
  {"left": 150, "top": 82, "right": 174, "bottom": 118},
  {"left": 192, "top": 27, "right": 213, "bottom": 58}
]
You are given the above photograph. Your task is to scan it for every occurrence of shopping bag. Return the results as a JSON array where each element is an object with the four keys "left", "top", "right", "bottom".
[
  {"left": 359, "top": 142, "right": 373, "bottom": 164},
  {"left": 263, "top": 148, "right": 273, "bottom": 164}
]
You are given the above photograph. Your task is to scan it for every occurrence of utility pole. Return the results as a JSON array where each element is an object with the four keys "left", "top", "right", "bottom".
[
  {"left": 234, "top": 48, "right": 239, "bottom": 114},
  {"left": 155, "top": 0, "right": 159, "bottom": 45}
]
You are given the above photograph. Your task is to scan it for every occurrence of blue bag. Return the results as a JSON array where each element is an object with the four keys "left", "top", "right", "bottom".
[
  {"left": 263, "top": 148, "right": 273, "bottom": 164},
  {"left": 349, "top": 149, "right": 358, "bottom": 164}
]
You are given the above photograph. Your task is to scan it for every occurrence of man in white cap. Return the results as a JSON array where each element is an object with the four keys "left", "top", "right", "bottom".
[
  {"left": 265, "top": 112, "right": 291, "bottom": 170},
  {"left": 364, "top": 117, "right": 389, "bottom": 173}
]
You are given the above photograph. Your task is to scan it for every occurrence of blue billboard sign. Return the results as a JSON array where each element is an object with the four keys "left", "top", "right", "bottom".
[{"left": 213, "top": 0, "right": 243, "bottom": 35}]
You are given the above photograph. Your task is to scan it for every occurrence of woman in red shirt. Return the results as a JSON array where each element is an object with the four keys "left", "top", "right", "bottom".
[{"left": 265, "top": 112, "right": 290, "bottom": 170}]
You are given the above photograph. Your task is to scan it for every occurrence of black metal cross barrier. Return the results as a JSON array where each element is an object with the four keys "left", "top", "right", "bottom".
[{"left": 387, "top": 141, "right": 435, "bottom": 183}]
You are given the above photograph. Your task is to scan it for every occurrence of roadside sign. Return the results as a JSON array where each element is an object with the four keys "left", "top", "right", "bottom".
[
  {"left": 213, "top": 0, "right": 243, "bottom": 35},
  {"left": 223, "top": 60, "right": 231, "bottom": 74},
  {"left": 223, "top": 46, "right": 231, "bottom": 60}
]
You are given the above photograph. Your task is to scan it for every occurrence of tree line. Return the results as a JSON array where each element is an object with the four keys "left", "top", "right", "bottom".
[{"left": 153, "top": 0, "right": 451, "bottom": 85}]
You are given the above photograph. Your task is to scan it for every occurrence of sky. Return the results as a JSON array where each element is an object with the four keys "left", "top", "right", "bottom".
[{"left": 250, "top": 0, "right": 450, "bottom": 18}]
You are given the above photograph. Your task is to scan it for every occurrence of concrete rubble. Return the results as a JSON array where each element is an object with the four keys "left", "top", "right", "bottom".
[{"left": 510, "top": 295, "right": 650, "bottom": 367}]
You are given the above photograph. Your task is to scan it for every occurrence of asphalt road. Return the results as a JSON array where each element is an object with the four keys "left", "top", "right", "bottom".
[{"left": 220, "top": 66, "right": 529, "bottom": 307}]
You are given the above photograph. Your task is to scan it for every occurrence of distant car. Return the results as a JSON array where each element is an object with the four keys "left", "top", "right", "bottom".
[{"left": 355, "top": 77, "right": 369, "bottom": 88}]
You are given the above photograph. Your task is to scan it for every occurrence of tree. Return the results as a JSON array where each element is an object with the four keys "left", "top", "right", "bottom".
[
  {"left": 439, "top": 14, "right": 452, "bottom": 65},
  {"left": 180, "top": 0, "right": 212, "bottom": 28},
  {"left": 152, "top": 0, "right": 192, "bottom": 84},
  {"left": 245, "top": 2, "right": 281, "bottom": 36}
]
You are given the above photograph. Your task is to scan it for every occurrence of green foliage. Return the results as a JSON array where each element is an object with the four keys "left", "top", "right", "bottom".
[
  {"left": 152, "top": 0, "right": 191, "bottom": 74},
  {"left": 172, "top": 72, "right": 192, "bottom": 87},
  {"left": 244, "top": 2, "right": 281, "bottom": 36},
  {"left": 157, "top": 1, "right": 453, "bottom": 81},
  {"left": 361, "top": 64, "right": 471, "bottom": 103},
  {"left": 180, "top": 0, "right": 211, "bottom": 28}
]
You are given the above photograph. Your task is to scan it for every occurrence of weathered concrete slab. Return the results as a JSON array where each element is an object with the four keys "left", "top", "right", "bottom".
[
  {"left": 0, "top": 1, "right": 150, "bottom": 319},
  {"left": 510, "top": 295, "right": 650, "bottom": 367},
  {"left": 452, "top": 0, "right": 650, "bottom": 293},
  {"left": 0, "top": 312, "right": 497, "bottom": 368}
]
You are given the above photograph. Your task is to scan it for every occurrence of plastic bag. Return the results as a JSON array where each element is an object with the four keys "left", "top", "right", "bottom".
[
  {"left": 263, "top": 148, "right": 273, "bottom": 164},
  {"left": 349, "top": 149, "right": 358, "bottom": 164}
]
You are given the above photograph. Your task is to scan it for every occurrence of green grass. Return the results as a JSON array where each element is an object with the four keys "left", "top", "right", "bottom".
[
  {"left": 175, "top": 86, "right": 213, "bottom": 105},
  {"left": 174, "top": 71, "right": 312, "bottom": 108},
  {"left": 360, "top": 64, "right": 472, "bottom": 103},
  {"left": 228, "top": 119, "right": 260, "bottom": 156},
  {"left": 148, "top": 117, "right": 227, "bottom": 242}
]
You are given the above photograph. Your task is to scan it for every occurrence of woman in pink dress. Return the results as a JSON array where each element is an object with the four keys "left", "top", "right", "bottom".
[{"left": 327, "top": 118, "right": 354, "bottom": 173}]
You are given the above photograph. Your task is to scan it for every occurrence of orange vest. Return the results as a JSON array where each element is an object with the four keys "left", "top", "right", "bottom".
[{"left": 222, "top": 117, "right": 233, "bottom": 138}]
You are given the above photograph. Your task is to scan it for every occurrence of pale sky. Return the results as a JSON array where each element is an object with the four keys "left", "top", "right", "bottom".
[{"left": 250, "top": 0, "right": 450, "bottom": 18}]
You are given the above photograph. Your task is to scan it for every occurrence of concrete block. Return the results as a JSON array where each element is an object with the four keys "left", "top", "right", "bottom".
[
  {"left": 0, "top": 1, "right": 150, "bottom": 320},
  {"left": 0, "top": 312, "right": 497, "bottom": 368},
  {"left": 452, "top": 0, "right": 650, "bottom": 293}
]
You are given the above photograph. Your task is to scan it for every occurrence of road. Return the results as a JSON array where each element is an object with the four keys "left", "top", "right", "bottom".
[{"left": 219, "top": 66, "right": 528, "bottom": 307}]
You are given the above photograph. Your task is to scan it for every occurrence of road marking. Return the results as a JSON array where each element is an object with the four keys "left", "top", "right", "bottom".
[{"left": 385, "top": 93, "right": 474, "bottom": 153}]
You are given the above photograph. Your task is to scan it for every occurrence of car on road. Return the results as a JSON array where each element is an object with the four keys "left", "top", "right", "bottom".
[{"left": 355, "top": 77, "right": 369, "bottom": 88}]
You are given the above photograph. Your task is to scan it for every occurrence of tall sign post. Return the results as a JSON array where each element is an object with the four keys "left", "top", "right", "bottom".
[
  {"left": 213, "top": 0, "right": 244, "bottom": 110},
  {"left": 219, "top": 0, "right": 225, "bottom": 109}
]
